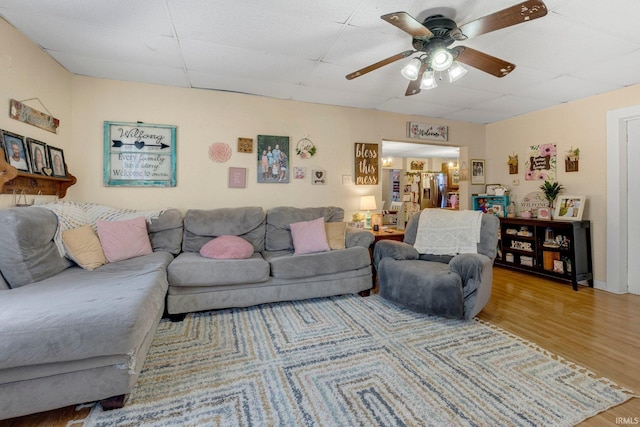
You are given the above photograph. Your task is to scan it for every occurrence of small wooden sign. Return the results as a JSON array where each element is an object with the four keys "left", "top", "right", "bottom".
[
  {"left": 237, "top": 137, "right": 253, "bottom": 153},
  {"left": 10, "top": 99, "right": 60, "bottom": 133},
  {"left": 354, "top": 142, "right": 378, "bottom": 185}
]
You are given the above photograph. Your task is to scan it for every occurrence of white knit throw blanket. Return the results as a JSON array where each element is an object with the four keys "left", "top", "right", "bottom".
[
  {"left": 413, "top": 209, "right": 483, "bottom": 255},
  {"left": 41, "top": 201, "right": 165, "bottom": 257}
]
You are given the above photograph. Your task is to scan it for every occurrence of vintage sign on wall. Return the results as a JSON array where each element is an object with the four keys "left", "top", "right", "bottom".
[
  {"left": 103, "top": 121, "right": 177, "bottom": 187},
  {"left": 354, "top": 142, "right": 378, "bottom": 185},
  {"left": 407, "top": 122, "right": 448, "bottom": 141},
  {"left": 10, "top": 99, "right": 60, "bottom": 133}
]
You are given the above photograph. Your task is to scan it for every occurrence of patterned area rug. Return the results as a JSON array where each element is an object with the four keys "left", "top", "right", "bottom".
[{"left": 85, "top": 295, "right": 633, "bottom": 426}]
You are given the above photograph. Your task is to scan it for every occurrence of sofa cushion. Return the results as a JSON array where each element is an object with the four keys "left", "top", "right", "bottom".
[
  {"left": 290, "top": 217, "right": 330, "bottom": 255},
  {"left": 168, "top": 252, "right": 270, "bottom": 287},
  {"left": 200, "top": 235, "right": 254, "bottom": 259},
  {"left": 148, "top": 208, "right": 183, "bottom": 255},
  {"left": 264, "top": 246, "right": 371, "bottom": 280},
  {"left": 265, "top": 206, "right": 344, "bottom": 251},
  {"left": 0, "top": 252, "right": 172, "bottom": 370},
  {"left": 62, "top": 225, "right": 107, "bottom": 270},
  {"left": 97, "top": 216, "right": 153, "bottom": 263},
  {"left": 182, "top": 207, "right": 266, "bottom": 253},
  {"left": 325, "top": 222, "right": 347, "bottom": 250},
  {"left": 0, "top": 207, "right": 72, "bottom": 288}
]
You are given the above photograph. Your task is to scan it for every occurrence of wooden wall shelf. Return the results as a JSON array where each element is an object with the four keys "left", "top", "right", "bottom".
[{"left": 0, "top": 148, "right": 76, "bottom": 198}]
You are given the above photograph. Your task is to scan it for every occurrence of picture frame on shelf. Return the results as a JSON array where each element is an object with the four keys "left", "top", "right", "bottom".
[
  {"left": 1, "top": 129, "right": 30, "bottom": 173},
  {"left": 26, "top": 138, "right": 49, "bottom": 175},
  {"left": 471, "top": 159, "right": 485, "bottom": 185},
  {"left": 554, "top": 195, "right": 586, "bottom": 221},
  {"left": 485, "top": 183, "right": 501, "bottom": 196},
  {"left": 47, "top": 146, "right": 68, "bottom": 177},
  {"left": 537, "top": 207, "right": 551, "bottom": 219}
]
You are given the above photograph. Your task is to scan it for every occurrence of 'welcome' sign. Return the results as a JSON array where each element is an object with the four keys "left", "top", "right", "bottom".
[{"left": 104, "top": 121, "right": 177, "bottom": 187}]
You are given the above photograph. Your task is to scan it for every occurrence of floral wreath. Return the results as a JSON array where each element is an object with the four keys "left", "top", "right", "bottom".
[{"left": 296, "top": 138, "right": 317, "bottom": 159}]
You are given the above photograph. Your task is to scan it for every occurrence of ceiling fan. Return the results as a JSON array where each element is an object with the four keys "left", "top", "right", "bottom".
[{"left": 346, "top": 0, "right": 547, "bottom": 96}]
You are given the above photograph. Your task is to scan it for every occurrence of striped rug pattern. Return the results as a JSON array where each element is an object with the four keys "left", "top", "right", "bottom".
[{"left": 86, "top": 294, "right": 633, "bottom": 426}]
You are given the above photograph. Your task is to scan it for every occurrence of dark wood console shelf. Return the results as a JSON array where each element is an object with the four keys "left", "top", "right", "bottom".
[
  {"left": 496, "top": 217, "right": 593, "bottom": 291},
  {"left": 0, "top": 148, "right": 76, "bottom": 198}
]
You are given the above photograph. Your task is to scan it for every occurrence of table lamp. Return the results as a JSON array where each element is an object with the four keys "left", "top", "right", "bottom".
[{"left": 360, "top": 195, "right": 377, "bottom": 229}]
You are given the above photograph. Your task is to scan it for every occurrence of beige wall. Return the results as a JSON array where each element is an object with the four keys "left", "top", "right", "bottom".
[
  {"left": 5, "top": 15, "right": 640, "bottom": 290},
  {"left": 0, "top": 18, "right": 73, "bottom": 208},
  {"left": 486, "top": 84, "right": 640, "bottom": 286},
  {"left": 67, "top": 76, "right": 485, "bottom": 217}
]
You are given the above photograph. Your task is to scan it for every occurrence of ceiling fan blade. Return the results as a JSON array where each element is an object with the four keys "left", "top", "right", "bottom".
[
  {"left": 453, "top": 46, "right": 515, "bottom": 77},
  {"left": 405, "top": 63, "right": 428, "bottom": 96},
  {"left": 346, "top": 50, "right": 415, "bottom": 80},
  {"left": 381, "top": 12, "right": 434, "bottom": 40},
  {"left": 458, "top": 0, "right": 547, "bottom": 39}
]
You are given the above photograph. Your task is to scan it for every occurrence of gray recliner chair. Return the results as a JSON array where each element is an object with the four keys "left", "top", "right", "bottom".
[{"left": 373, "top": 210, "right": 499, "bottom": 319}]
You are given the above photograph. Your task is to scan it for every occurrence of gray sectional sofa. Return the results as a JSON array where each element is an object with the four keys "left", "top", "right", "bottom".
[
  {"left": 168, "top": 206, "right": 374, "bottom": 315},
  {"left": 0, "top": 204, "right": 373, "bottom": 420}
]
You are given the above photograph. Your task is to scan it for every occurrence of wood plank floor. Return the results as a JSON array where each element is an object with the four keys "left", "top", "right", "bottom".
[{"left": 2, "top": 266, "right": 639, "bottom": 426}]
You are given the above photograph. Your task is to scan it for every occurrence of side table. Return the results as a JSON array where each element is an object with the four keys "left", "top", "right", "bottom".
[{"left": 369, "top": 228, "right": 405, "bottom": 293}]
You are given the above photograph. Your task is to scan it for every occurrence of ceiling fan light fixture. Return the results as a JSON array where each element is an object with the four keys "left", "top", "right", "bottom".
[
  {"left": 448, "top": 61, "right": 468, "bottom": 82},
  {"left": 401, "top": 58, "right": 422, "bottom": 80},
  {"left": 420, "top": 69, "right": 438, "bottom": 90},
  {"left": 430, "top": 49, "right": 453, "bottom": 71}
]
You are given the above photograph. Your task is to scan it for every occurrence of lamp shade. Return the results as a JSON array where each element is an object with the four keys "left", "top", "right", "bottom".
[
  {"left": 431, "top": 49, "right": 453, "bottom": 71},
  {"left": 420, "top": 69, "right": 437, "bottom": 90},
  {"left": 360, "top": 195, "right": 377, "bottom": 211},
  {"left": 447, "top": 61, "right": 468, "bottom": 82},
  {"left": 400, "top": 58, "right": 422, "bottom": 81}
]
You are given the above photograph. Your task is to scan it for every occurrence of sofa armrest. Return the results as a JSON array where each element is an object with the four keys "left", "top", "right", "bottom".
[
  {"left": 373, "top": 240, "right": 419, "bottom": 268},
  {"left": 449, "top": 253, "right": 494, "bottom": 319},
  {"left": 449, "top": 253, "right": 491, "bottom": 287},
  {"left": 345, "top": 227, "right": 374, "bottom": 248}
]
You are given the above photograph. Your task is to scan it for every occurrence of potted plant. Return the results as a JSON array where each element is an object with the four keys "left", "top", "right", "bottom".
[
  {"left": 566, "top": 147, "right": 580, "bottom": 161},
  {"left": 539, "top": 180, "right": 564, "bottom": 208}
]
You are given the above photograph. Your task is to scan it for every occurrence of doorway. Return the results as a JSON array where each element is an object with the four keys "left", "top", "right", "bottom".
[
  {"left": 381, "top": 140, "right": 459, "bottom": 209},
  {"left": 606, "top": 105, "right": 640, "bottom": 294}
]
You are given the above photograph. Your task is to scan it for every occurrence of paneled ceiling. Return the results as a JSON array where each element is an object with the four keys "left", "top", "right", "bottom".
[{"left": 2, "top": 0, "right": 640, "bottom": 124}]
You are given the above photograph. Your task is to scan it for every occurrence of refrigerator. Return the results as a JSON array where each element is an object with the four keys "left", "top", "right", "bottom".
[{"left": 421, "top": 172, "right": 448, "bottom": 209}]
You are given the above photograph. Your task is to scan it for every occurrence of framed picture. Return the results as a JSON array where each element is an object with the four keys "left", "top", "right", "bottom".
[
  {"left": 47, "top": 146, "right": 68, "bottom": 177},
  {"left": 257, "top": 135, "right": 289, "bottom": 183},
  {"left": 228, "top": 167, "right": 246, "bottom": 188},
  {"left": 371, "top": 213, "right": 383, "bottom": 228},
  {"left": 1, "top": 129, "right": 30, "bottom": 173},
  {"left": 26, "top": 138, "right": 49, "bottom": 175},
  {"left": 471, "top": 159, "right": 485, "bottom": 185},
  {"left": 104, "top": 121, "right": 177, "bottom": 187},
  {"left": 293, "top": 166, "right": 306, "bottom": 179},
  {"left": 537, "top": 207, "right": 551, "bottom": 219},
  {"left": 311, "top": 169, "right": 326, "bottom": 185},
  {"left": 554, "top": 195, "right": 586, "bottom": 221}
]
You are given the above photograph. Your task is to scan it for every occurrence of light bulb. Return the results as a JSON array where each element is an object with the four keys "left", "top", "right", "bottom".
[{"left": 431, "top": 49, "right": 453, "bottom": 71}]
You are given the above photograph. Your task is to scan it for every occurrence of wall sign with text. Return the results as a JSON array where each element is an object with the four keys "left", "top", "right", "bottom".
[
  {"left": 104, "top": 121, "right": 177, "bottom": 187},
  {"left": 354, "top": 142, "right": 378, "bottom": 185}
]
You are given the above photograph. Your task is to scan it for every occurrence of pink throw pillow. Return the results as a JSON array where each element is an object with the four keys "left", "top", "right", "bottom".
[
  {"left": 290, "top": 217, "right": 330, "bottom": 255},
  {"left": 200, "top": 235, "right": 254, "bottom": 259},
  {"left": 97, "top": 216, "right": 153, "bottom": 263}
]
